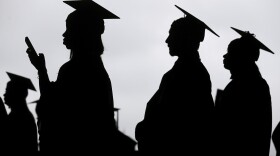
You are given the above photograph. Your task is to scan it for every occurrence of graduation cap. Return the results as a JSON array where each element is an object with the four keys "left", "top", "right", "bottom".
[
  {"left": 231, "top": 27, "right": 274, "bottom": 54},
  {"left": 6, "top": 72, "right": 36, "bottom": 91},
  {"left": 64, "top": 0, "right": 119, "bottom": 19},
  {"left": 29, "top": 99, "right": 39, "bottom": 104},
  {"left": 175, "top": 5, "right": 219, "bottom": 38}
]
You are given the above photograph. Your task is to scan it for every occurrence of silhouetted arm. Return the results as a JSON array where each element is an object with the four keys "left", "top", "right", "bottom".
[
  {"left": 37, "top": 63, "right": 50, "bottom": 95},
  {"left": 26, "top": 48, "right": 50, "bottom": 94}
]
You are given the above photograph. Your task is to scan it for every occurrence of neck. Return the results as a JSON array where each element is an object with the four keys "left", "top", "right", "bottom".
[
  {"left": 10, "top": 99, "right": 29, "bottom": 113},
  {"left": 178, "top": 50, "right": 200, "bottom": 62},
  {"left": 70, "top": 49, "right": 101, "bottom": 61},
  {"left": 230, "top": 63, "right": 261, "bottom": 79}
]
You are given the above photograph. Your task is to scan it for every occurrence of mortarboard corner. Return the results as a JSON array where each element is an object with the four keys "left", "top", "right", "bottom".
[
  {"left": 175, "top": 5, "right": 220, "bottom": 37},
  {"left": 231, "top": 27, "right": 274, "bottom": 54}
]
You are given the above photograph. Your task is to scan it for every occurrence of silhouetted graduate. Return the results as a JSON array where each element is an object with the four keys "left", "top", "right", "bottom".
[
  {"left": 273, "top": 122, "right": 280, "bottom": 156},
  {"left": 215, "top": 27, "right": 273, "bottom": 156},
  {"left": 135, "top": 5, "right": 218, "bottom": 154},
  {"left": 3, "top": 72, "right": 38, "bottom": 154},
  {"left": 26, "top": 0, "right": 119, "bottom": 154}
]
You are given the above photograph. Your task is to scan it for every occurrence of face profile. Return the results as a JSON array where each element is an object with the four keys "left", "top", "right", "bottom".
[
  {"left": 223, "top": 40, "right": 241, "bottom": 70},
  {"left": 222, "top": 52, "right": 232, "bottom": 70},
  {"left": 62, "top": 21, "right": 74, "bottom": 50},
  {"left": 62, "top": 26, "right": 72, "bottom": 50},
  {"left": 165, "top": 18, "right": 202, "bottom": 57},
  {"left": 3, "top": 82, "right": 17, "bottom": 107},
  {"left": 165, "top": 23, "right": 188, "bottom": 57}
]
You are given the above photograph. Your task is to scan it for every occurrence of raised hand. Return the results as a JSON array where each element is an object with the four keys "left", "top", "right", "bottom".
[{"left": 26, "top": 48, "right": 46, "bottom": 72}]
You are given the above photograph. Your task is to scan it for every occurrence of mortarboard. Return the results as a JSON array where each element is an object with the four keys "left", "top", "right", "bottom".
[
  {"left": 64, "top": 0, "right": 119, "bottom": 19},
  {"left": 6, "top": 72, "right": 36, "bottom": 91},
  {"left": 29, "top": 99, "right": 39, "bottom": 104},
  {"left": 231, "top": 27, "right": 274, "bottom": 54},
  {"left": 175, "top": 5, "right": 219, "bottom": 37}
]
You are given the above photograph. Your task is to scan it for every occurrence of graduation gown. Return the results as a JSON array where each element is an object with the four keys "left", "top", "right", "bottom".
[
  {"left": 215, "top": 66, "right": 272, "bottom": 156},
  {"left": 136, "top": 55, "right": 214, "bottom": 154},
  {"left": 36, "top": 57, "right": 116, "bottom": 154},
  {"left": 6, "top": 108, "right": 38, "bottom": 154}
]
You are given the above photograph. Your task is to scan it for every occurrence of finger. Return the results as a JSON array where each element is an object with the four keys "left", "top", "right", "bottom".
[
  {"left": 26, "top": 48, "right": 31, "bottom": 53},
  {"left": 38, "top": 53, "right": 44, "bottom": 59},
  {"left": 38, "top": 53, "right": 45, "bottom": 59},
  {"left": 26, "top": 48, "right": 35, "bottom": 55}
]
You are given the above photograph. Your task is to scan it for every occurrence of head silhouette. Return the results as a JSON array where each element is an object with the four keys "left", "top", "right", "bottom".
[
  {"left": 224, "top": 27, "right": 274, "bottom": 71},
  {"left": 63, "top": 10, "right": 105, "bottom": 55},
  {"left": 166, "top": 17, "right": 204, "bottom": 57},
  {"left": 166, "top": 5, "right": 219, "bottom": 57},
  {"left": 3, "top": 73, "right": 36, "bottom": 110},
  {"left": 223, "top": 37, "right": 260, "bottom": 70},
  {"left": 63, "top": 0, "right": 119, "bottom": 57},
  {"left": 4, "top": 81, "right": 28, "bottom": 109}
]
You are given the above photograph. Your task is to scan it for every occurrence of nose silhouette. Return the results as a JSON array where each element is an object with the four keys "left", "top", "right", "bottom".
[
  {"left": 165, "top": 35, "right": 170, "bottom": 44},
  {"left": 63, "top": 30, "right": 68, "bottom": 37},
  {"left": 223, "top": 54, "right": 227, "bottom": 59}
]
